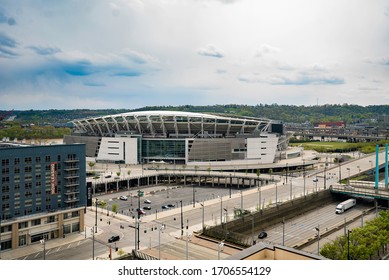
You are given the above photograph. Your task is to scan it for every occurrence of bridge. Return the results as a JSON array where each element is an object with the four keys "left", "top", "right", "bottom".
[{"left": 330, "top": 184, "right": 389, "bottom": 201}]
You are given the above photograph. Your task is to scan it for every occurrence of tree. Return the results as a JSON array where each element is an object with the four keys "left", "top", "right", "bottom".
[
  {"left": 111, "top": 204, "right": 118, "bottom": 214},
  {"left": 88, "top": 161, "right": 95, "bottom": 170},
  {"left": 127, "top": 170, "right": 131, "bottom": 177}
]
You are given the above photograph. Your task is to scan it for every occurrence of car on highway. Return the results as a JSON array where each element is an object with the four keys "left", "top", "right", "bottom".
[
  {"left": 119, "top": 195, "right": 128, "bottom": 201},
  {"left": 313, "top": 178, "right": 318, "bottom": 182},
  {"left": 137, "top": 208, "right": 146, "bottom": 215},
  {"left": 161, "top": 205, "right": 169, "bottom": 209},
  {"left": 167, "top": 204, "right": 175, "bottom": 208},
  {"left": 143, "top": 206, "right": 151, "bottom": 210},
  {"left": 108, "top": 235, "right": 120, "bottom": 243},
  {"left": 144, "top": 199, "right": 151, "bottom": 204},
  {"left": 258, "top": 231, "right": 267, "bottom": 239}
]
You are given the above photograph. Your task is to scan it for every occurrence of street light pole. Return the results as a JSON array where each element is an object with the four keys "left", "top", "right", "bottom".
[
  {"left": 180, "top": 200, "right": 183, "bottom": 237},
  {"left": 282, "top": 217, "right": 285, "bottom": 246},
  {"left": 92, "top": 227, "right": 95, "bottom": 260},
  {"left": 40, "top": 238, "right": 46, "bottom": 260},
  {"left": 192, "top": 184, "right": 195, "bottom": 208},
  {"left": 303, "top": 160, "right": 306, "bottom": 196},
  {"left": 315, "top": 225, "right": 320, "bottom": 255},
  {"left": 200, "top": 202, "right": 205, "bottom": 230},
  {"left": 240, "top": 190, "right": 243, "bottom": 210},
  {"left": 229, "top": 174, "right": 232, "bottom": 198},
  {"left": 158, "top": 224, "right": 164, "bottom": 260},
  {"left": 347, "top": 230, "right": 351, "bottom": 260},
  {"left": 95, "top": 198, "right": 98, "bottom": 233}
]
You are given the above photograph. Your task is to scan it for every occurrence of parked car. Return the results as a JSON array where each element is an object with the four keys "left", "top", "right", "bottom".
[
  {"left": 119, "top": 195, "right": 128, "bottom": 201},
  {"left": 313, "top": 178, "right": 318, "bottom": 182},
  {"left": 161, "top": 205, "right": 169, "bottom": 209},
  {"left": 143, "top": 206, "right": 151, "bottom": 210},
  {"left": 144, "top": 199, "right": 151, "bottom": 204},
  {"left": 167, "top": 204, "right": 175, "bottom": 208},
  {"left": 258, "top": 231, "right": 267, "bottom": 239},
  {"left": 108, "top": 235, "right": 120, "bottom": 243},
  {"left": 137, "top": 208, "right": 146, "bottom": 215}
]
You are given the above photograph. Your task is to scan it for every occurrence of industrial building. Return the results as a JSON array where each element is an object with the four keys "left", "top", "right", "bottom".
[
  {"left": 65, "top": 111, "right": 289, "bottom": 166},
  {"left": 0, "top": 143, "right": 87, "bottom": 251}
]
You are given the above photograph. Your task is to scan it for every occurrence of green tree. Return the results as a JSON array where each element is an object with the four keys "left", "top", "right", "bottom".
[{"left": 111, "top": 204, "right": 118, "bottom": 214}]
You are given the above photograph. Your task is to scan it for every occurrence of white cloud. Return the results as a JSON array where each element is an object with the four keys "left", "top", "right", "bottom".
[
  {"left": 253, "top": 44, "right": 280, "bottom": 58},
  {"left": 197, "top": 44, "right": 225, "bottom": 58}
]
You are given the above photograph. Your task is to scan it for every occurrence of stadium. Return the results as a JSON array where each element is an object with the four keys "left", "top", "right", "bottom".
[{"left": 64, "top": 111, "right": 289, "bottom": 166}]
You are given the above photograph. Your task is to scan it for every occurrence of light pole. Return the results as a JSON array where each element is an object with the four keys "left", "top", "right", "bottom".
[
  {"left": 285, "top": 163, "right": 288, "bottom": 183},
  {"left": 220, "top": 196, "right": 223, "bottom": 226},
  {"left": 200, "top": 202, "right": 205, "bottom": 230},
  {"left": 95, "top": 198, "right": 98, "bottom": 233},
  {"left": 40, "top": 238, "right": 46, "bottom": 260},
  {"left": 192, "top": 184, "right": 195, "bottom": 208},
  {"left": 180, "top": 200, "right": 183, "bottom": 237},
  {"left": 289, "top": 178, "right": 292, "bottom": 200},
  {"left": 257, "top": 185, "right": 261, "bottom": 211},
  {"left": 137, "top": 190, "right": 143, "bottom": 250},
  {"left": 347, "top": 229, "right": 351, "bottom": 260},
  {"left": 339, "top": 161, "right": 342, "bottom": 182},
  {"left": 229, "top": 174, "right": 232, "bottom": 198},
  {"left": 217, "top": 241, "right": 224, "bottom": 260},
  {"left": 315, "top": 225, "right": 320, "bottom": 255},
  {"left": 275, "top": 183, "right": 278, "bottom": 205},
  {"left": 303, "top": 160, "right": 306, "bottom": 196},
  {"left": 158, "top": 224, "right": 165, "bottom": 260},
  {"left": 282, "top": 217, "right": 285, "bottom": 246},
  {"left": 92, "top": 227, "right": 95, "bottom": 260},
  {"left": 240, "top": 190, "right": 243, "bottom": 210}
]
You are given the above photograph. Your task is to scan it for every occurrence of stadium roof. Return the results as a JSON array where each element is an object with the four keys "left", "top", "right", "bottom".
[{"left": 72, "top": 110, "right": 275, "bottom": 138}]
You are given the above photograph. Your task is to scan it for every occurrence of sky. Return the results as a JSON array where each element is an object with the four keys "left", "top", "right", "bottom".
[{"left": 0, "top": 0, "right": 388, "bottom": 110}]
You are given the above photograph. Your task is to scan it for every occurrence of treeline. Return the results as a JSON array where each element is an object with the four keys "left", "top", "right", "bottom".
[
  {"left": 0, "top": 123, "right": 71, "bottom": 140},
  {"left": 320, "top": 210, "right": 389, "bottom": 260},
  {"left": 1, "top": 104, "right": 389, "bottom": 124}
]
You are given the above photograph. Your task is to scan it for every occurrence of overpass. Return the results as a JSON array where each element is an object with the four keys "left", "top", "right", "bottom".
[{"left": 330, "top": 184, "right": 389, "bottom": 201}]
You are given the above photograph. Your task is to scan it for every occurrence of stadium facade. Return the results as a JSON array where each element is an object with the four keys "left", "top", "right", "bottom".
[{"left": 65, "top": 111, "right": 288, "bottom": 166}]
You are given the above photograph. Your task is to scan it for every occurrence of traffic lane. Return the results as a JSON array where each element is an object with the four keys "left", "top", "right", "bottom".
[{"left": 258, "top": 202, "right": 372, "bottom": 247}]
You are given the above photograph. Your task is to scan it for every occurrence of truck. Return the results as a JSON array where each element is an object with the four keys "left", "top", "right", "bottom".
[{"left": 335, "top": 198, "right": 356, "bottom": 214}]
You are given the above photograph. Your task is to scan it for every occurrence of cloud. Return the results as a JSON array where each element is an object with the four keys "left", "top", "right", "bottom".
[
  {"left": 364, "top": 57, "right": 389, "bottom": 66},
  {"left": 197, "top": 44, "right": 225, "bottom": 58},
  {"left": 83, "top": 81, "right": 106, "bottom": 87},
  {"left": 0, "top": 9, "right": 16, "bottom": 26},
  {"left": 238, "top": 72, "right": 344, "bottom": 86},
  {"left": 27, "top": 45, "right": 62, "bottom": 56},
  {"left": 0, "top": 32, "right": 18, "bottom": 58},
  {"left": 254, "top": 44, "right": 280, "bottom": 57},
  {"left": 268, "top": 74, "right": 345, "bottom": 86},
  {"left": 121, "top": 48, "right": 158, "bottom": 64}
]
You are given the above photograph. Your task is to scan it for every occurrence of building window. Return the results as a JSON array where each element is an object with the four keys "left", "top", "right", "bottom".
[
  {"left": 1, "top": 159, "right": 9, "bottom": 165},
  {"left": 14, "top": 158, "right": 20, "bottom": 165},
  {"left": 18, "top": 221, "right": 28, "bottom": 229},
  {"left": 35, "top": 156, "right": 41, "bottom": 163},
  {"left": 31, "top": 219, "right": 41, "bottom": 226},
  {"left": 47, "top": 216, "right": 56, "bottom": 223},
  {"left": 45, "top": 155, "right": 51, "bottom": 162},
  {"left": 25, "top": 157, "right": 32, "bottom": 164}
]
